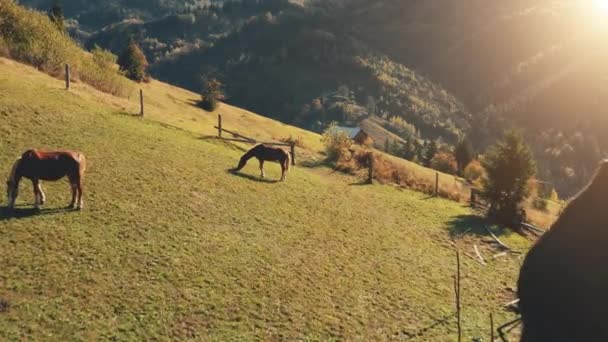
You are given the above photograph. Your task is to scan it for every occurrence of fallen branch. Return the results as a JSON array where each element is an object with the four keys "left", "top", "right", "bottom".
[
  {"left": 484, "top": 226, "right": 511, "bottom": 251},
  {"left": 504, "top": 299, "right": 520, "bottom": 309},
  {"left": 463, "top": 252, "right": 485, "bottom": 266},
  {"left": 474, "top": 245, "right": 486, "bottom": 265},
  {"left": 493, "top": 252, "right": 507, "bottom": 259},
  {"left": 520, "top": 222, "right": 546, "bottom": 237}
]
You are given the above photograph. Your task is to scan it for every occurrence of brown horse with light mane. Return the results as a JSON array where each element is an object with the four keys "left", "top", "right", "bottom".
[
  {"left": 6, "top": 149, "right": 86, "bottom": 210},
  {"left": 234, "top": 144, "right": 290, "bottom": 181}
]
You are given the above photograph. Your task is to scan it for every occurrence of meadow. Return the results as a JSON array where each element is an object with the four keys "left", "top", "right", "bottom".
[{"left": 0, "top": 57, "right": 531, "bottom": 340}]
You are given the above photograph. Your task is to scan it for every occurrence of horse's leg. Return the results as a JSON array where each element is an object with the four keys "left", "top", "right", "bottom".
[
  {"left": 32, "top": 179, "right": 41, "bottom": 209},
  {"left": 280, "top": 161, "right": 286, "bottom": 182},
  {"left": 259, "top": 159, "right": 265, "bottom": 178},
  {"left": 76, "top": 181, "right": 84, "bottom": 210},
  {"left": 37, "top": 182, "right": 46, "bottom": 205},
  {"left": 69, "top": 182, "right": 77, "bottom": 209}
]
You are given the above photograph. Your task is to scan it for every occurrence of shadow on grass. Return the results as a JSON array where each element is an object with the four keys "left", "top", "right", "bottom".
[
  {"left": 299, "top": 159, "right": 328, "bottom": 169},
  {"left": 447, "top": 213, "right": 508, "bottom": 238},
  {"left": 115, "top": 111, "right": 143, "bottom": 118},
  {"left": 402, "top": 312, "right": 456, "bottom": 340},
  {"left": 0, "top": 206, "right": 74, "bottom": 221},
  {"left": 226, "top": 169, "right": 280, "bottom": 184},
  {"left": 349, "top": 180, "right": 373, "bottom": 186}
]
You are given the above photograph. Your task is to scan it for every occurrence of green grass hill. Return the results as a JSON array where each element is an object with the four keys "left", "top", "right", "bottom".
[{"left": 0, "top": 57, "right": 529, "bottom": 340}]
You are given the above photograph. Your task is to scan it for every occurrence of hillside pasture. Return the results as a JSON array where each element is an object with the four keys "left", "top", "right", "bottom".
[{"left": 0, "top": 58, "right": 534, "bottom": 340}]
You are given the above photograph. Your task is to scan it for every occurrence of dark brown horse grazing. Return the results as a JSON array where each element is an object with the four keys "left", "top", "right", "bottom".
[
  {"left": 518, "top": 160, "right": 608, "bottom": 341},
  {"left": 6, "top": 149, "right": 87, "bottom": 210},
  {"left": 234, "top": 144, "right": 290, "bottom": 181}
]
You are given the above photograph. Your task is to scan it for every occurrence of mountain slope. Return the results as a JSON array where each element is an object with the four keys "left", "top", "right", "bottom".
[{"left": 0, "top": 57, "right": 527, "bottom": 340}]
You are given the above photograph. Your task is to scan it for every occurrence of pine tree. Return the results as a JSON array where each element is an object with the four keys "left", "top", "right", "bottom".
[
  {"left": 423, "top": 140, "right": 438, "bottom": 167},
  {"left": 482, "top": 130, "right": 537, "bottom": 225},
  {"left": 48, "top": 1, "right": 65, "bottom": 33},
  {"left": 117, "top": 40, "right": 149, "bottom": 82},
  {"left": 454, "top": 135, "right": 474, "bottom": 175}
]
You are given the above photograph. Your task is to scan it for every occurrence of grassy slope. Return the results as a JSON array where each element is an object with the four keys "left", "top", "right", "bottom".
[{"left": 0, "top": 58, "right": 528, "bottom": 340}]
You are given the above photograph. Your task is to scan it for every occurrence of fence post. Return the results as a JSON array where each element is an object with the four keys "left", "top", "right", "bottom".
[
  {"left": 470, "top": 189, "right": 476, "bottom": 207},
  {"left": 290, "top": 143, "right": 296, "bottom": 166},
  {"left": 218, "top": 114, "right": 222, "bottom": 138},
  {"left": 455, "top": 250, "right": 462, "bottom": 342},
  {"left": 65, "top": 64, "right": 70, "bottom": 90},
  {"left": 435, "top": 172, "right": 439, "bottom": 197},
  {"left": 490, "top": 313, "right": 494, "bottom": 342},
  {"left": 139, "top": 89, "right": 144, "bottom": 117},
  {"left": 367, "top": 154, "right": 374, "bottom": 184}
]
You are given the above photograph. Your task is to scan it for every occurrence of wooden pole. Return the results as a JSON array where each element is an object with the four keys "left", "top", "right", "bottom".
[
  {"left": 65, "top": 64, "right": 70, "bottom": 90},
  {"left": 218, "top": 114, "right": 222, "bottom": 138},
  {"left": 490, "top": 313, "right": 494, "bottom": 342},
  {"left": 290, "top": 143, "right": 296, "bottom": 166},
  {"left": 435, "top": 172, "right": 439, "bottom": 197},
  {"left": 368, "top": 153, "right": 374, "bottom": 184},
  {"left": 470, "top": 189, "right": 476, "bottom": 207},
  {"left": 139, "top": 89, "right": 144, "bottom": 117},
  {"left": 455, "top": 250, "right": 462, "bottom": 342}
]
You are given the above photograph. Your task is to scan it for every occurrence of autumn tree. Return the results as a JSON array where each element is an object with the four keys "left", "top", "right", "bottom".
[
  {"left": 117, "top": 40, "right": 149, "bottom": 82},
  {"left": 199, "top": 76, "right": 225, "bottom": 111}
]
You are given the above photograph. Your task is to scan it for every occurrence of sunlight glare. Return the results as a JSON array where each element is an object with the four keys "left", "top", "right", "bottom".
[{"left": 596, "top": 0, "right": 608, "bottom": 13}]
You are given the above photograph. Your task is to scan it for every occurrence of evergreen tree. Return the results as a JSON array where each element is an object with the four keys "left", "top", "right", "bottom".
[
  {"left": 481, "top": 130, "right": 537, "bottom": 225},
  {"left": 454, "top": 135, "right": 474, "bottom": 175},
  {"left": 117, "top": 40, "right": 149, "bottom": 82},
  {"left": 48, "top": 1, "right": 65, "bottom": 33},
  {"left": 423, "top": 140, "right": 438, "bottom": 167}
]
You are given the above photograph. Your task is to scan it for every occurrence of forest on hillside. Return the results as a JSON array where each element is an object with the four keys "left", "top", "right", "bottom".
[{"left": 19, "top": 0, "right": 608, "bottom": 196}]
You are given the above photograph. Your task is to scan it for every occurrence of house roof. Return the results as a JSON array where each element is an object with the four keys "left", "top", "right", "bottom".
[{"left": 334, "top": 126, "right": 362, "bottom": 139}]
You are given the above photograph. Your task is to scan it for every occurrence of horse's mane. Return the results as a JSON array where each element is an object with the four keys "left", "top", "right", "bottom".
[{"left": 7, "top": 158, "right": 21, "bottom": 183}]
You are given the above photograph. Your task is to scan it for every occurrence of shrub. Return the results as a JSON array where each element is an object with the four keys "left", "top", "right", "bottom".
[
  {"left": 430, "top": 151, "right": 458, "bottom": 174},
  {"left": 0, "top": 0, "right": 131, "bottom": 96},
  {"left": 464, "top": 159, "right": 484, "bottom": 185},
  {"left": 532, "top": 197, "right": 549, "bottom": 212},
  {"left": 321, "top": 123, "right": 352, "bottom": 162},
  {"left": 118, "top": 40, "right": 149, "bottom": 82},
  {"left": 482, "top": 130, "right": 537, "bottom": 225},
  {"left": 199, "top": 77, "right": 224, "bottom": 111}
]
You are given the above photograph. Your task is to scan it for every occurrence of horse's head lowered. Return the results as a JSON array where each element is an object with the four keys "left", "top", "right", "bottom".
[{"left": 6, "top": 158, "right": 21, "bottom": 209}]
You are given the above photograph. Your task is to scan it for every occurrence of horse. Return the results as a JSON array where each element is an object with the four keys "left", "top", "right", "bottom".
[
  {"left": 234, "top": 144, "right": 291, "bottom": 181},
  {"left": 6, "top": 149, "right": 87, "bottom": 210},
  {"left": 518, "top": 160, "right": 608, "bottom": 341}
]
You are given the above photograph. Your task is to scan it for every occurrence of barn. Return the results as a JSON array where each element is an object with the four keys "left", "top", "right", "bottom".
[{"left": 334, "top": 126, "right": 374, "bottom": 146}]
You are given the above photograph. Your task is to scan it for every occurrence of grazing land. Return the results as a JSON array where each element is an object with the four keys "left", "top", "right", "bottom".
[{"left": 0, "top": 58, "right": 529, "bottom": 340}]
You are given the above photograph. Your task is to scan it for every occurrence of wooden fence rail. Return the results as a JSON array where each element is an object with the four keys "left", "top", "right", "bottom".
[
  {"left": 214, "top": 114, "right": 296, "bottom": 166},
  {"left": 469, "top": 189, "right": 546, "bottom": 235}
]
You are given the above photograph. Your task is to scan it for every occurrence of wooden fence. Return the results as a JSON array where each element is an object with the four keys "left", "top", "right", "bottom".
[
  {"left": 469, "top": 189, "right": 546, "bottom": 236},
  {"left": 214, "top": 114, "right": 296, "bottom": 166}
]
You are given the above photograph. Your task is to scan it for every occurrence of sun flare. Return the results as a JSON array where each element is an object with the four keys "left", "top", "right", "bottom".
[{"left": 596, "top": 0, "right": 608, "bottom": 13}]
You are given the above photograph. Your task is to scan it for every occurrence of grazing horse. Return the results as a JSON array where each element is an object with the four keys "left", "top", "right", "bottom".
[
  {"left": 6, "top": 149, "right": 86, "bottom": 210},
  {"left": 234, "top": 144, "right": 290, "bottom": 181}
]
